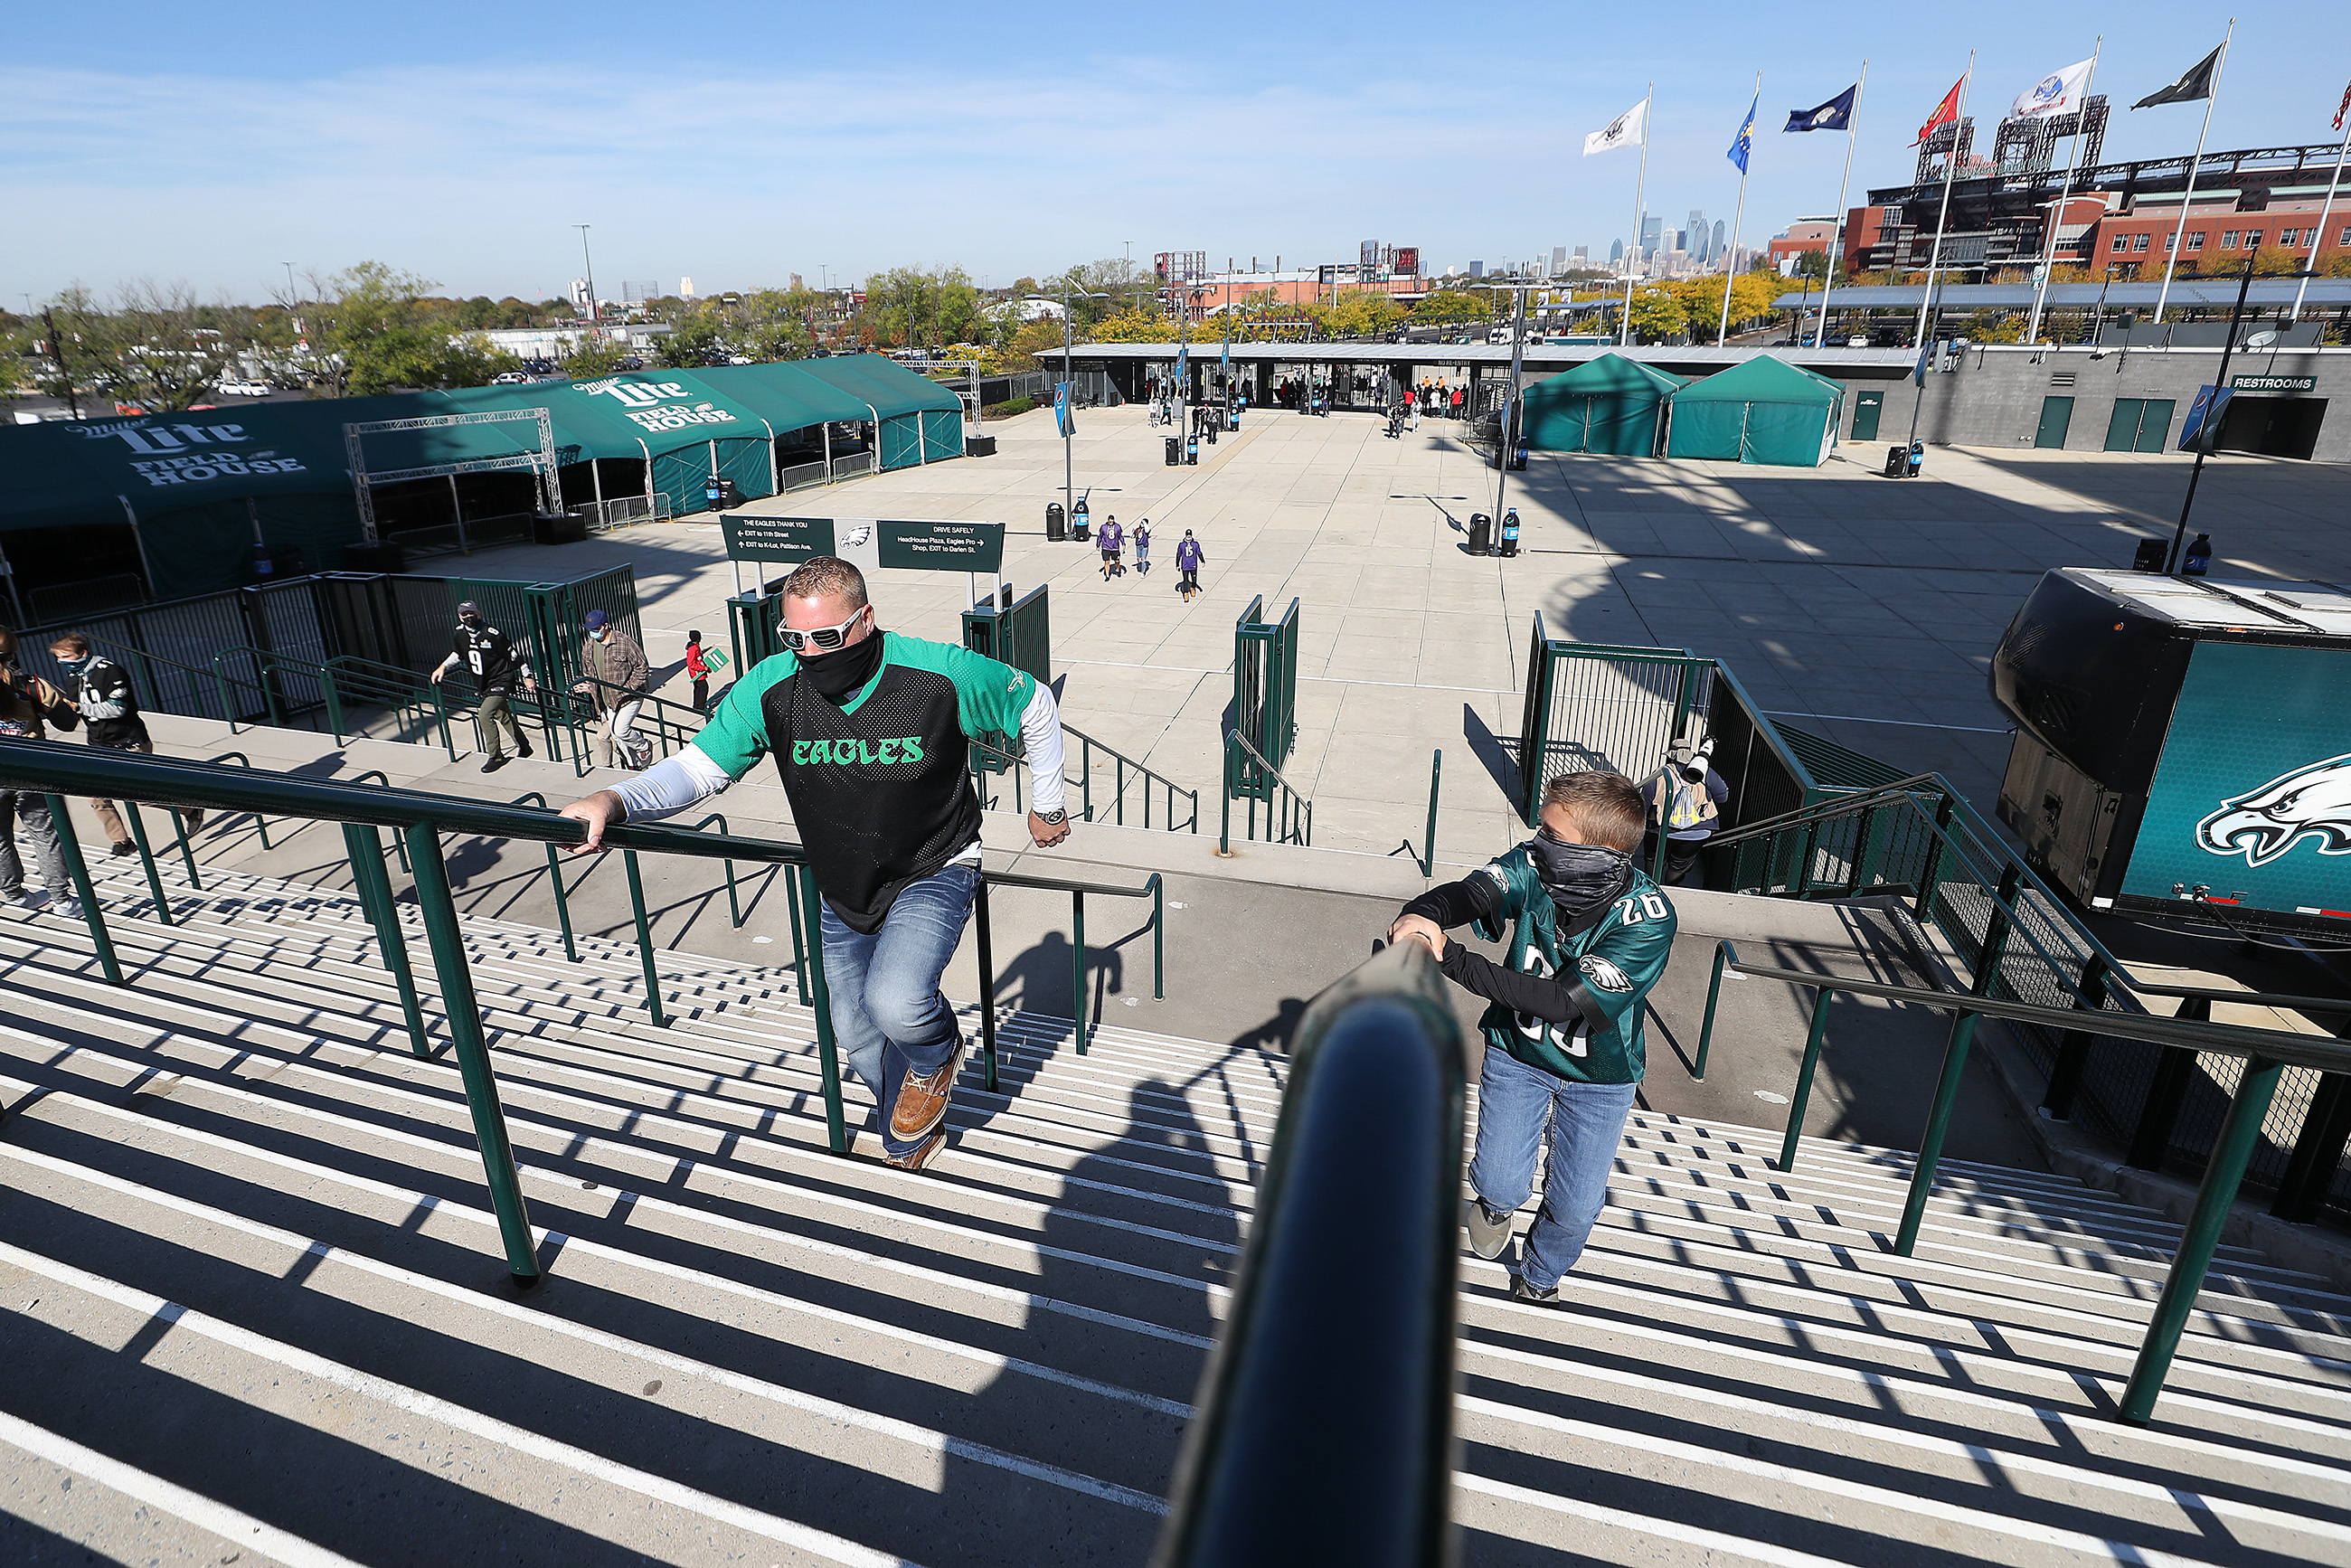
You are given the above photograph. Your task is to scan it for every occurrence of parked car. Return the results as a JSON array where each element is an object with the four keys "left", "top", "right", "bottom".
[
  {"left": 214, "top": 378, "right": 275, "bottom": 397},
  {"left": 726, "top": 354, "right": 754, "bottom": 365},
  {"left": 617, "top": 355, "right": 645, "bottom": 371},
  {"left": 491, "top": 371, "right": 531, "bottom": 384}
]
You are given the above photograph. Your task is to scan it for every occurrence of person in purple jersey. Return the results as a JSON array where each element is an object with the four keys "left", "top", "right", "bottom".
[
  {"left": 1097, "top": 515, "right": 1124, "bottom": 581},
  {"left": 1132, "top": 519, "right": 1152, "bottom": 576},
  {"left": 1175, "top": 529, "right": 1205, "bottom": 601}
]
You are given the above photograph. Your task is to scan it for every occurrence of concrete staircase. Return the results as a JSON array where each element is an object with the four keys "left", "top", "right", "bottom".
[{"left": 2, "top": 855, "right": 2349, "bottom": 1567}]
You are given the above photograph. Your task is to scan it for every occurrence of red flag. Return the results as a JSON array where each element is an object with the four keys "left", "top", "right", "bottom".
[
  {"left": 2337, "top": 79, "right": 2351, "bottom": 131},
  {"left": 1914, "top": 75, "right": 1966, "bottom": 146}
]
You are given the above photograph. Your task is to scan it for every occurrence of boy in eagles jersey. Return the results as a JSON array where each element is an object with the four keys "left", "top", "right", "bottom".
[{"left": 1388, "top": 770, "right": 1676, "bottom": 1304}]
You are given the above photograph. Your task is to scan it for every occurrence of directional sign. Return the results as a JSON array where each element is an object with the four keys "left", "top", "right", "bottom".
[
  {"left": 2230, "top": 373, "right": 2316, "bottom": 394},
  {"left": 721, "top": 514, "right": 1004, "bottom": 573},
  {"left": 722, "top": 515, "right": 834, "bottom": 562}
]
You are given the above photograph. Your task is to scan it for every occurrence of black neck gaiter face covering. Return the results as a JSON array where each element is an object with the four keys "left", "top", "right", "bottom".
[
  {"left": 1531, "top": 834, "right": 1633, "bottom": 920},
  {"left": 803, "top": 630, "right": 884, "bottom": 704}
]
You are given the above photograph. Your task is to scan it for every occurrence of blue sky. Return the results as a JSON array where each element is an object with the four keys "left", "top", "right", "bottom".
[{"left": 4, "top": 2, "right": 2346, "bottom": 304}]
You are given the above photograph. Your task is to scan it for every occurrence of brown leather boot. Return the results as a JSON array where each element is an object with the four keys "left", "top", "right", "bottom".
[{"left": 888, "top": 1038, "right": 967, "bottom": 1143}]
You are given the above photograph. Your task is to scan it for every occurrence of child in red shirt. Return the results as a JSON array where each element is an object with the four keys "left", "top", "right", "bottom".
[{"left": 685, "top": 630, "right": 711, "bottom": 714}]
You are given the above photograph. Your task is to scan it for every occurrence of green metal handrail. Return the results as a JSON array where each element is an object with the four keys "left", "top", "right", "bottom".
[
  {"left": 1220, "top": 726, "right": 1312, "bottom": 853},
  {"left": 1691, "top": 938, "right": 2351, "bottom": 1426},
  {"left": 0, "top": 739, "right": 1166, "bottom": 1281},
  {"left": 968, "top": 725, "right": 1200, "bottom": 834}
]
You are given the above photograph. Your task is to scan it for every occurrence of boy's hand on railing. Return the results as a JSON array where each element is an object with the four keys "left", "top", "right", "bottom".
[
  {"left": 1387, "top": 913, "right": 1447, "bottom": 959},
  {"left": 558, "top": 790, "right": 626, "bottom": 854},
  {"left": 1029, "top": 811, "right": 1072, "bottom": 848}
]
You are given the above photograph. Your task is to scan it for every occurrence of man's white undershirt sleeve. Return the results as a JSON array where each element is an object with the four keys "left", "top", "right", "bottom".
[
  {"left": 1021, "top": 682, "right": 1067, "bottom": 816},
  {"left": 609, "top": 748, "right": 733, "bottom": 823}
]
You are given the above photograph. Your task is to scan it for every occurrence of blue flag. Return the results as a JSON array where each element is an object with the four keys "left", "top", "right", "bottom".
[
  {"left": 1726, "top": 95, "right": 1758, "bottom": 174},
  {"left": 1785, "top": 85, "right": 1857, "bottom": 133}
]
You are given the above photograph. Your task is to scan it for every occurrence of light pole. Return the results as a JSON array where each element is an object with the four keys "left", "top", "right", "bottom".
[
  {"left": 1476, "top": 282, "right": 1538, "bottom": 543},
  {"left": 574, "top": 224, "right": 600, "bottom": 345},
  {"left": 1027, "top": 281, "right": 1107, "bottom": 528}
]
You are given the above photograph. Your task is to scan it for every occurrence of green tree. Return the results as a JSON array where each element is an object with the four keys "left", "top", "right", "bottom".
[
  {"left": 1327, "top": 290, "right": 1404, "bottom": 337},
  {"left": 2249, "top": 244, "right": 2301, "bottom": 278},
  {"left": 1411, "top": 285, "right": 1495, "bottom": 324},
  {"left": 1626, "top": 285, "right": 1686, "bottom": 342},
  {"left": 1791, "top": 250, "right": 1830, "bottom": 281},
  {"left": 305, "top": 262, "right": 521, "bottom": 394},
  {"left": 560, "top": 338, "right": 633, "bottom": 377}
]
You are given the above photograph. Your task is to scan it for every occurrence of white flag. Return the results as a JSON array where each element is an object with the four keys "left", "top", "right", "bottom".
[
  {"left": 2012, "top": 59, "right": 2095, "bottom": 119},
  {"left": 1583, "top": 99, "right": 1648, "bottom": 156}
]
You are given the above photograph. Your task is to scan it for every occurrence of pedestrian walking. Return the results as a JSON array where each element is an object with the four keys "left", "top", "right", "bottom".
[
  {"left": 1641, "top": 737, "right": 1729, "bottom": 886},
  {"left": 1175, "top": 530, "right": 1205, "bottom": 601},
  {"left": 560, "top": 555, "right": 1072, "bottom": 1170},
  {"left": 1132, "top": 520, "right": 1151, "bottom": 575},
  {"left": 0, "top": 629, "right": 81, "bottom": 919},
  {"left": 45, "top": 632, "right": 203, "bottom": 856},
  {"left": 1098, "top": 515, "right": 1125, "bottom": 580},
  {"left": 572, "top": 609, "right": 651, "bottom": 770},
  {"left": 431, "top": 600, "right": 539, "bottom": 773},
  {"left": 1387, "top": 771, "right": 1676, "bottom": 1301},
  {"left": 686, "top": 630, "right": 712, "bottom": 714}
]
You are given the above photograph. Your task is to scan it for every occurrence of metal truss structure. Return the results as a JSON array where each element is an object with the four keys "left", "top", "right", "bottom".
[{"left": 343, "top": 408, "right": 561, "bottom": 544}]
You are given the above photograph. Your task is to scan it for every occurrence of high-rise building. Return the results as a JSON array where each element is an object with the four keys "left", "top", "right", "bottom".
[
  {"left": 1712, "top": 221, "right": 1726, "bottom": 262},
  {"left": 1688, "top": 209, "right": 1709, "bottom": 263},
  {"left": 1551, "top": 245, "right": 1567, "bottom": 275},
  {"left": 1468, "top": 260, "right": 1486, "bottom": 279},
  {"left": 1572, "top": 246, "right": 1590, "bottom": 265},
  {"left": 1609, "top": 238, "right": 1625, "bottom": 264},
  {"left": 1640, "top": 215, "right": 1663, "bottom": 254}
]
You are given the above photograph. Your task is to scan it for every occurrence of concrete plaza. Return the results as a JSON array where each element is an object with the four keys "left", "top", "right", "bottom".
[{"left": 458, "top": 398, "right": 2351, "bottom": 871}]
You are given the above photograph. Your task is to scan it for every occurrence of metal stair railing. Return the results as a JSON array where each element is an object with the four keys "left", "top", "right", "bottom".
[
  {"left": 1154, "top": 940, "right": 1468, "bottom": 1568},
  {"left": 0, "top": 739, "right": 1165, "bottom": 1288},
  {"left": 1689, "top": 936, "right": 2351, "bottom": 1426},
  {"left": 1219, "top": 727, "right": 1311, "bottom": 852},
  {"left": 968, "top": 726, "right": 1201, "bottom": 833}
]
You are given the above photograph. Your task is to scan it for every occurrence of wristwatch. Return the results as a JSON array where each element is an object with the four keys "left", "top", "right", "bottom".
[{"left": 1035, "top": 808, "right": 1069, "bottom": 826}]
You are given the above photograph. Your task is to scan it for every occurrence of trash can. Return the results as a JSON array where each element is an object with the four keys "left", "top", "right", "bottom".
[
  {"left": 1165, "top": 436, "right": 1181, "bottom": 467},
  {"left": 964, "top": 434, "right": 996, "bottom": 458},
  {"left": 1883, "top": 444, "right": 1909, "bottom": 478},
  {"left": 1468, "top": 513, "right": 1492, "bottom": 554},
  {"left": 2130, "top": 538, "right": 2167, "bottom": 572},
  {"left": 1046, "top": 502, "right": 1066, "bottom": 541}
]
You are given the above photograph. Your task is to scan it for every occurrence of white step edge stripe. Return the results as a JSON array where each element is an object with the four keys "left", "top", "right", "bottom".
[
  {"left": 0, "top": 1407, "right": 370, "bottom": 1568},
  {"left": 0, "top": 1242, "right": 921, "bottom": 1568},
  {"left": 1452, "top": 1470, "right": 1852, "bottom": 1568}
]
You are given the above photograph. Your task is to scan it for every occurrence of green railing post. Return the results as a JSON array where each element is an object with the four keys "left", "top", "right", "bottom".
[
  {"left": 343, "top": 822, "right": 431, "bottom": 1058},
  {"left": 1218, "top": 739, "right": 1234, "bottom": 855},
  {"left": 1422, "top": 749, "right": 1442, "bottom": 876},
  {"left": 976, "top": 877, "right": 1000, "bottom": 1092},
  {"left": 401, "top": 819, "right": 541, "bottom": 1283},
  {"left": 45, "top": 794, "right": 123, "bottom": 986},
  {"left": 621, "top": 850, "right": 667, "bottom": 1027},
  {"left": 1893, "top": 862, "right": 2022, "bottom": 1256},
  {"left": 214, "top": 660, "right": 240, "bottom": 733},
  {"left": 167, "top": 802, "right": 203, "bottom": 890},
  {"left": 543, "top": 843, "right": 581, "bottom": 962},
  {"left": 1847, "top": 806, "right": 1880, "bottom": 895},
  {"left": 784, "top": 864, "right": 809, "bottom": 1006},
  {"left": 2041, "top": 952, "right": 2110, "bottom": 1120},
  {"left": 1913, "top": 794, "right": 1957, "bottom": 924},
  {"left": 121, "top": 803, "right": 174, "bottom": 927},
  {"left": 1694, "top": 940, "right": 1735, "bottom": 1082},
  {"left": 322, "top": 667, "right": 347, "bottom": 742},
  {"left": 1072, "top": 889, "right": 1089, "bottom": 1053},
  {"left": 1780, "top": 992, "right": 1836, "bottom": 1172},
  {"left": 797, "top": 861, "right": 848, "bottom": 1154},
  {"left": 1151, "top": 873, "right": 1165, "bottom": 1000},
  {"left": 2118, "top": 1055, "right": 2284, "bottom": 1425}
]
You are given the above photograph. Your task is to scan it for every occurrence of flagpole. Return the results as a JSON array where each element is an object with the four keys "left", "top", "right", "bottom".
[
  {"left": 2025, "top": 39, "right": 2101, "bottom": 345},
  {"left": 2291, "top": 106, "right": 2351, "bottom": 321},
  {"left": 2155, "top": 18, "right": 2233, "bottom": 325},
  {"left": 1717, "top": 72, "right": 1761, "bottom": 346},
  {"left": 1814, "top": 61, "right": 1868, "bottom": 349},
  {"left": 1623, "top": 82, "right": 1653, "bottom": 348},
  {"left": 1911, "top": 52, "right": 1975, "bottom": 353}
]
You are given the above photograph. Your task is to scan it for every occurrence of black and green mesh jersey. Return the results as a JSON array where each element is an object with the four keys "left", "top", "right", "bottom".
[
  {"left": 690, "top": 632, "right": 1046, "bottom": 933},
  {"left": 1463, "top": 845, "right": 1678, "bottom": 1084}
]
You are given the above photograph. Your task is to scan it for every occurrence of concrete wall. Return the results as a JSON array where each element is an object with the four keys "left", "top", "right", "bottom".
[{"left": 1807, "top": 345, "right": 2351, "bottom": 462}]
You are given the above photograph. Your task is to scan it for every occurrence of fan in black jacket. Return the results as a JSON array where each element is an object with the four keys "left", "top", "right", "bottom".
[{"left": 47, "top": 633, "right": 201, "bottom": 855}]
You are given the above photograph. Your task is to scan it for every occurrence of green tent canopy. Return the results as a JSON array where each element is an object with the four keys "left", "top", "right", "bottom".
[
  {"left": 0, "top": 354, "right": 969, "bottom": 595},
  {"left": 1663, "top": 354, "right": 1846, "bottom": 468},
  {"left": 1521, "top": 355, "right": 1690, "bottom": 456}
]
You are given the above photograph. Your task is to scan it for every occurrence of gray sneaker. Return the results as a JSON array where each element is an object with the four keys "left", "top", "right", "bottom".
[
  {"left": 5, "top": 888, "right": 51, "bottom": 912},
  {"left": 51, "top": 899, "right": 84, "bottom": 921},
  {"left": 1464, "top": 1195, "right": 1515, "bottom": 1261}
]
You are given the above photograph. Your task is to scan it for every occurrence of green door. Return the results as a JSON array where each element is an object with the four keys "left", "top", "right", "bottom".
[
  {"left": 2105, "top": 398, "right": 2177, "bottom": 452},
  {"left": 2035, "top": 395, "right": 2074, "bottom": 449},
  {"left": 1851, "top": 391, "right": 1884, "bottom": 442}
]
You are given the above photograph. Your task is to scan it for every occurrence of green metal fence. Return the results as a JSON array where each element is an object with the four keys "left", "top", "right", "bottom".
[
  {"left": 1704, "top": 773, "right": 2351, "bottom": 1226},
  {"left": 963, "top": 584, "right": 1052, "bottom": 778},
  {"left": 0, "top": 740, "right": 1166, "bottom": 1284},
  {"left": 1231, "top": 595, "right": 1300, "bottom": 805}
]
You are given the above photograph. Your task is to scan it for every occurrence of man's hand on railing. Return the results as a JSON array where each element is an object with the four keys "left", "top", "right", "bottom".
[
  {"left": 559, "top": 790, "right": 626, "bottom": 854},
  {"left": 1029, "top": 810, "right": 1071, "bottom": 849},
  {"left": 1387, "top": 912, "right": 1447, "bottom": 959}
]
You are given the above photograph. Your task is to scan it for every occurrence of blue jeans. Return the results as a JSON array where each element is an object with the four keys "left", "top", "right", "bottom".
[
  {"left": 1468, "top": 1045, "right": 1638, "bottom": 1291},
  {"left": 818, "top": 862, "right": 978, "bottom": 1156}
]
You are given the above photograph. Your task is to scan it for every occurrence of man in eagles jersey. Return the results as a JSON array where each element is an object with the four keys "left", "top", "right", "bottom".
[
  {"left": 1388, "top": 770, "right": 1676, "bottom": 1303},
  {"left": 560, "top": 556, "right": 1071, "bottom": 1170},
  {"left": 430, "top": 600, "right": 539, "bottom": 773}
]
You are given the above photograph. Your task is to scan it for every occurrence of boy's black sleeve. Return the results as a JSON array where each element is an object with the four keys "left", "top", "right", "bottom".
[
  {"left": 1437, "top": 943, "right": 1579, "bottom": 1025},
  {"left": 1398, "top": 874, "right": 1503, "bottom": 930}
]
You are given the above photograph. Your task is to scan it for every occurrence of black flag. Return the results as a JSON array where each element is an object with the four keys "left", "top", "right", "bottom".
[{"left": 2134, "top": 45, "right": 2222, "bottom": 109}]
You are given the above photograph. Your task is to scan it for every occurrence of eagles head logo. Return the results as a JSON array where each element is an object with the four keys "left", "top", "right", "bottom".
[
  {"left": 1579, "top": 954, "right": 1635, "bottom": 993},
  {"left": 2196, "top": 753, "right": 2351, "bottom": 867},
  {"left": 841, "top": 523, "right": 873, "bottom": 548}
]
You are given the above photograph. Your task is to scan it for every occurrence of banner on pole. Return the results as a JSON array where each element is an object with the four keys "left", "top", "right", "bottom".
[
  {"left": 1584, "top": 99, "right": 1648, "bottom": 156},
  {"left": 1785, "top": 86, "right": 1856, "bottom": 133},
  {"left": 2135, "top": 45, "right": 2222, "bottom": 109}
]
